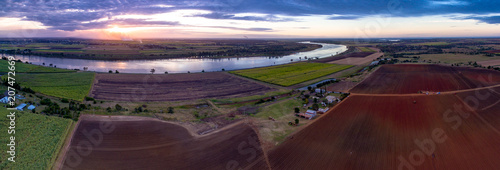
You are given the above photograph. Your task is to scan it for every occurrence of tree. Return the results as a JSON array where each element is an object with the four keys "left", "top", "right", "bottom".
[
  {"left": 106, "top": 107, "right": 112, "bottom": 112},
  {"left": 165, "top": 71, "right": 168, "bottom": 74},
  {"left": 168, "top": 107, "right": 174, "bottom": 114},
  {"left": 40, "top": 98, "right": 52, "bottom": 105},
  {"left": 115, "top": 70, "right": 119, "bottom": 73},
  {"left": 222, "top": 68, "right": 225, "bottom": 71},
  {"left": 202, "top": 69, "right": 205, "bottom": 73},
  {"left": 312, "top": 103, "right": 319, "bottom": 111},
  {"left": 150, "top": 68, "right": 155, "bottom": 74},
  {"left": 294, "top": 107, "right": 300, "bottom": 113},
  {"left": 295, "top": 119, "right": 299, "bottom": 125},
  {"left": 108, "top": 70, "right": 112, "bottom": 73},
  {"left": 115, "top": 104, "right": 122, "bottom": 111}
]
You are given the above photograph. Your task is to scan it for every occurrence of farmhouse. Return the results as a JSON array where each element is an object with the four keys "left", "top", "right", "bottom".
[{"left": 297, "top": 110, "right": 317, "bottom": 120}]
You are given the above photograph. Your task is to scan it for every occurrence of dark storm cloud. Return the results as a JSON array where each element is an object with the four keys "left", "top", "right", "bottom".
[
  {"left": 1, "top": 0, "right": 500, "bottom": 31},
  {"left": 328, "top": 15, "right": 362, "bottom": 20},
  {"left": 190, "top": 12, "right": 294, "bottom": 22},
  {"left": 55, "top": 19, "right": 180, "bottom": 31},
  {"left": 464, "top": 16, "right": 500, "bottom": 24}
]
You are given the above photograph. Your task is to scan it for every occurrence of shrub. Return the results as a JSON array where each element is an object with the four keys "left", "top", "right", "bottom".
[
  {"left": 40, "top": 98, "right": 52, "bottom": 105},
  {"left": 115, "top": 104, "right": 122, "bottom": 111},
  {"left": 61, "top": 98, "right": 69, "bottom": 103}
]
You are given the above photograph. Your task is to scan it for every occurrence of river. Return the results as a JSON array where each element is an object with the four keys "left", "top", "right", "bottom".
[{"left": 3, "top": 42, "right": 347, "bottom": 74}]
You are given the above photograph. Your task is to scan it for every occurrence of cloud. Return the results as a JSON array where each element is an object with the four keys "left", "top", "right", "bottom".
[
  {"left": 190, "top": 12, "right": 294, "bottom": 22},
  {"left": 464, "top": 16, "right": 500, "bottom": 24},
  {"left": 206, "top": 26, "right": 273, "bottom": 32},
  {"left": 429, "top": 0, "right": 470, "bottom": 6},
  {"left": 328, "top": 15, "right": 362, "bottom": 20},
  {"left": 1, "top": 0, "right": 500, "bottom": 32}
]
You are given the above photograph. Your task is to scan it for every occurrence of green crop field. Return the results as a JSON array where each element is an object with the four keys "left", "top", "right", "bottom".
[
  {"left": 230, "top": 62, "right": 353, "bottom": 86},
  {"left": 12, "top": 72, "right": 95, "bottom": 101},
  {"left": 0, "top": 109, "right": 73, "bottom": 169},
  {"left": 255, "top": 98, "right": 303, "bottom": 119},
  {"left": 0, "top": 60, "right": 76, "bottom": 73},
  {"left": 358, "top": 47, "right": 376, "bottom": 52}
]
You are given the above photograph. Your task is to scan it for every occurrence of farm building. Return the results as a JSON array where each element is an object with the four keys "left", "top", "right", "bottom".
[
  {"left": 370, "top": 61, "right": 380, "bottom": 66},
  {"left": 326, "top": 96, "right": 339, "bottom": 103},
  {"left": 16, "top": 103, "right": 27, "bottom": 111},
  {"left": 315, "top": 89, "right": 326, "bottom": 93},
  {"left": 16, "top": 94, "right": 26, "bottom": 100},
  {"left": 317, "top": 108, "right": 329, "bottom": 114},
  {"left": 297, "top": 110, "right": 317, "bottom": 120},
  {"left": 27, "top": 105, "right": 36, "bottom": 110},
  {"left": 2, "top": 92, "right": 25, "bottom": 100},
  {"left": 0, "top": 97, "right": 8, "bottom": 104}
]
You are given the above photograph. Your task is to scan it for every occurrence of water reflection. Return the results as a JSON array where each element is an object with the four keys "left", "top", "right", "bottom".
[{"left": 5, "top": 42, "right": 347, "bottom": 74}]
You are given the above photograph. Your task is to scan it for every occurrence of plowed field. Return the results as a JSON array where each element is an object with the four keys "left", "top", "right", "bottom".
[
  {"left": 268, "top": 93, "right": 500, "bottom": 169},
  {"left": 90, "top": 72, "right": 275, "bottom": 101},
  {"left": 350, "top": 64, "right": 500, "bottom": 94},
  {"left": 60, "top": 116, "right": 269, "bottom": 170}
]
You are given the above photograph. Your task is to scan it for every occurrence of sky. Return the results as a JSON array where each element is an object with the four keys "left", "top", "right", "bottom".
[{"left": 0, "top": 0, "right": 499, "bottom": 39}]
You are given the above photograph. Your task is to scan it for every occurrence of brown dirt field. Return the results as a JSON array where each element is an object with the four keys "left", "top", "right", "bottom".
[
  {"left": 90, "top": 72, "right": 275, "bottom": 101},
  {"left": 326, "top": 81, "right": 359, "bottom": 93},
  {"left": 60, "top": 115, "right": 270, "bottom": 170},
  {"left": 478, "top": 59, "right": 500, "bottom": 67},
  {"left": 267, "top": 93, "right": 500, "bottom": 170},
  {"left": 328, "top": 52, "right": 384, "bottom": 65},
  {"left": 350, "top": 64, "right": 500, "bottom": 94}
]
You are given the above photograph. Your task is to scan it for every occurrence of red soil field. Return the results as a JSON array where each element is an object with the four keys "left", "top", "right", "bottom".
[
  {"left": 90, "top": 72, "right": 275, "bottom": 101},
  {"left": 60, "top": 116, "right": 269, "bottom": 170},
  {"left": 484, "top": 50, "right": 500, "bottom": 54},
  {"left": 455, "top": 86, "right": 500, "bottom": 132},
  {"left": 267, "top": 94, "right": 500, "bottom": 170},
  {"left": 350, "top": 64, "right": 500, "bottom": 94},
  {"left": 326, "top": 80, "right": 359, "bottom": 93}
]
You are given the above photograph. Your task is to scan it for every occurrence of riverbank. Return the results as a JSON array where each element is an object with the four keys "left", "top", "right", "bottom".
[
  {"left": 4, "top": 42, "right": 347, "bottom": 74},
  {"left": 0, "top": 39, "right": 321, "bottom": 61}
]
